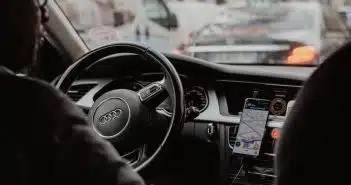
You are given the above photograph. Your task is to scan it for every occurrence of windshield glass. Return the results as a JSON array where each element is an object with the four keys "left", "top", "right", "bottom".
[{"left": 56, "top": 0, "right": 351, "bottom": 66}]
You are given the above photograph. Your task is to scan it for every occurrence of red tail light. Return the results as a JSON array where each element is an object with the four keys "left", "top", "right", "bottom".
[{"left": 286, "top": 46, "right": 317, "bottom": 65}]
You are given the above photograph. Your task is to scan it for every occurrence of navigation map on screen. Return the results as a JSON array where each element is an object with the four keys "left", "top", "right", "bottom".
[{"left": 233, "top": 98, "right": 270, "bottom": 157}]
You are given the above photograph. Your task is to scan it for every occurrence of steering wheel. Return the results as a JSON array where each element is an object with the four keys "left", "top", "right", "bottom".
[{"left": 56, "top": 43, "right": 185, "bottom": 172}]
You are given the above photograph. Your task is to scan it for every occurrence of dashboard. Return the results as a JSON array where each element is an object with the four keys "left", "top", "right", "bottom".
[
  {"left": 66, "top": 53, "right": 314, "bottom": 185},
  {"left": 69, "top": 74, "right": 210, "bottom": 114}
]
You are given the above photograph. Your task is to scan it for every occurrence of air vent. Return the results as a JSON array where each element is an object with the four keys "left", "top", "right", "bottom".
[
  {"left": 67, "top": 84, "right": 97, "bottom": 102},
  {"left": 228, "top": 125, "right": 239, "bottom": 148}
]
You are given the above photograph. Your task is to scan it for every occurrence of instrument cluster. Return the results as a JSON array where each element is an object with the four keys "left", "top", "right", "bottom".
[{"left": 185, "top": 86, "right": 208, "bottom": 112}]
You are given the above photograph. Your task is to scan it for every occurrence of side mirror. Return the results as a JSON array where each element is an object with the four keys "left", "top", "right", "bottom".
[{"left": 168, "top": 13, "right": 178, "bottom": 29}]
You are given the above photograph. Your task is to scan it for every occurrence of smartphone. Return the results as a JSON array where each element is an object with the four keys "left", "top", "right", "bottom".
[{"left": 233, "top": 98, "right": 270, "bottom": 157}]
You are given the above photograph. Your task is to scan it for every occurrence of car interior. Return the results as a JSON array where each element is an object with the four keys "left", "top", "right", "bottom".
[{"left": 21, "top": 1, "right": 349, "bottom": 185}]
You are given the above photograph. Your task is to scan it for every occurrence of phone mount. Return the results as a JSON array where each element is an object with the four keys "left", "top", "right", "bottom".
[{"left": 230, "top": 156, "right": 275, "bottom": 185}]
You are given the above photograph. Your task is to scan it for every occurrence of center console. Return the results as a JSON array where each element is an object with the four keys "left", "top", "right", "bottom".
[{"left": 224, "top": 125, "right": 277, "bottom": 185}]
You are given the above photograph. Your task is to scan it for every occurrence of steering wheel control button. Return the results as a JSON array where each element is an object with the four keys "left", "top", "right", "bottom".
[
  {"left": 236, "top": 142, "right": 241, "bottom": 147},
  {"left": 150, "top": 85, "right": 159, "bottom": 93},
  {"left": 139, "top": 83, "right": 162, "bottom": 101},
  {"left": 93, "top": 98, "right": 130, "bottom": 138}
]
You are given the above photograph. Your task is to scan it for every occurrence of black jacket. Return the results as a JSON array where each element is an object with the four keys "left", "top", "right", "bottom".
[{"left": 0, "top": 67, "right": 145, "bottom": 185}]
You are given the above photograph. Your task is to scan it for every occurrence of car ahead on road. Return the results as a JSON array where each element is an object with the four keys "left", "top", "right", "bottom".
[{"left": 175, "top": 2, "right": 350, "bottom": 65}]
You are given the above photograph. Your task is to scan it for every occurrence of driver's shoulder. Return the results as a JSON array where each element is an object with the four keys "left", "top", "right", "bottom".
[{"left": 0, "top": 73, "right": 86, "bottom": 122}]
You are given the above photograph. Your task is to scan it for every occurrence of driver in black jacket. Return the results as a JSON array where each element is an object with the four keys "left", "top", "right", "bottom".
[{"left": 0, "top": 1, "right": 145, "bottom": 185}]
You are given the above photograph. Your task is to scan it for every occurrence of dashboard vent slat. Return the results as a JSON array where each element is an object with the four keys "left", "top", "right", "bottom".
[
  {"left": 67, "top": 84, "right": 97, "bottom": 102},
  {"left": 228, "top": 125, "right": 239, "bottom": 148}
]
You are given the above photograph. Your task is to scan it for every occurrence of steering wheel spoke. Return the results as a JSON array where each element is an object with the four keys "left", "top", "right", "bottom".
[
  {"left": 76, "top": 103, "right": 91, "bottom": 114},
  {"left": 156, "top": 108, "right": 172, "bottom": 118},
  {"left": 122, "top": 145, "right": 147, "bottom": 167}
]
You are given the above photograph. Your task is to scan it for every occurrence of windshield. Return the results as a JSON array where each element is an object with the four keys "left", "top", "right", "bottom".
[{"left": 56, "top": 0, "right": 351, "bottom": 66}]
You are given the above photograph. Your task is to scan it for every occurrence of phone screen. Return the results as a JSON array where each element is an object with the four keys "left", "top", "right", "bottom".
[{"left": 233, "top": 98, "right": 270, "bottom": 157}]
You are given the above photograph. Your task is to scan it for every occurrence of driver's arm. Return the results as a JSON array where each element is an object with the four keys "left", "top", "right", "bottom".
[{"left": 22, "top": 76, "right": 145, "bottom": 185}]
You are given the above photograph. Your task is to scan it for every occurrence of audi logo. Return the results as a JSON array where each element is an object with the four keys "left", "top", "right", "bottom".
[{"left": 99, "top": 108, "right": 122, "bottom": 126}]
